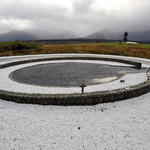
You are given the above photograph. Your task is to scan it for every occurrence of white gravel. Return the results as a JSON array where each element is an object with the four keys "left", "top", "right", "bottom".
[
  {"left": 0, "top": 54, "right": 150, "bottom": 150},
  {"left": 0, "top": 93, "right": 150, "bottom": 150}
]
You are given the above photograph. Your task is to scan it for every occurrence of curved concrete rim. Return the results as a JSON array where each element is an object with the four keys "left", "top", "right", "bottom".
[
  {"left": 0, "top": 54, "right": 149, "bottom": 106},
  {"left": 0, "top": 55, "right": 142, "bottom": 69}
]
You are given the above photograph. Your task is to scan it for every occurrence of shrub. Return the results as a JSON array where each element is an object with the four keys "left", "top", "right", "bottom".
[{"left": 0, "top": 41, "right": 40, "bottom": 52}]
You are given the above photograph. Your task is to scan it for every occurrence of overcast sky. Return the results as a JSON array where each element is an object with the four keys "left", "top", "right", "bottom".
[{"left": 0, "top": 0, "right": 150, "bottom": 36}]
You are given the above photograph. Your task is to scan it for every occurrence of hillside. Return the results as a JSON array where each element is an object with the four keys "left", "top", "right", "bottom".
[
  {"left": 0, "top": 30, "right": 38, "bottom": 41},
  {"left": 85, "top": 30, "right": 150, "bottom": 42},
  {"left": 0, "top": 30, "right": 77, "bottom": 42}
]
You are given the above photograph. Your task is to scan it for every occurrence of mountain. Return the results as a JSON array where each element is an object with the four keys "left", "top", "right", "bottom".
[
  {"left": 0, "top": 30, "right": 38, "bottom": 41},
  {"left": 48, "top": 31, "right": 76, "bottom": 39},
  {"left": 0, "top": 30, "right": 77, "bottom": 42},
  {"left": 85, "top": 30, "right": 121, "bottom": 40},
  {"left": 1, "top": 29, "right": 150, "bottom": 42},
  {"left": 40, "top": 31, "right": 76, "bottom": 40},
  {"left": 85, "top": 30, "right": 150, "bottom": 42}
]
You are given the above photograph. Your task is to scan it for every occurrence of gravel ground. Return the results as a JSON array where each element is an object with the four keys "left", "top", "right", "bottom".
[
  {"left": 0, "top": 93, "right": 150, "bottom": 150},
  {"left": 0, "top": 54, "right": 150, "bottom": 150}
]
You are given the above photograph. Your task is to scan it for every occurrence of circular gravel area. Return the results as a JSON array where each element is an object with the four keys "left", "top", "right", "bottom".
[{"left": 10, "top": 62, "right": 143, "bottom": 87}]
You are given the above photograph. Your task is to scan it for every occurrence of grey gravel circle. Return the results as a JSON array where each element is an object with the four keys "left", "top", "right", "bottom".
[{"left": 10, "top": 62, "right": 144, "bottom": 87}]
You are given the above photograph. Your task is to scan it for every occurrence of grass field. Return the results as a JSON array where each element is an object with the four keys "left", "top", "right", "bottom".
[{"left": 1, "top": 41, "right": 150, "bottom": 59}]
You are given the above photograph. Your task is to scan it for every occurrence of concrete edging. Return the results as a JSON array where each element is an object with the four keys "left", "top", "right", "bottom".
[{"left": 0, "top": 56, "right": 142, "bottom": 69}]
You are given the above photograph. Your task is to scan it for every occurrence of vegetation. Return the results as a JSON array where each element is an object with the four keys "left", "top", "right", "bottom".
[
  {"left": 0, "top": 41, "right": 40, "bottom": 55},
  {"left": 1, "top": 41, "right": 150, "bottom": 59},
  {"left": 40, "top": 42, "right": 150, "bottom": 59}
]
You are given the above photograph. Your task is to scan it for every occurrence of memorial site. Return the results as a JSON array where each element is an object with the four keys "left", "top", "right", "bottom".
[{"left": 0, "top": 0, "right": 150, "bottom": 149}]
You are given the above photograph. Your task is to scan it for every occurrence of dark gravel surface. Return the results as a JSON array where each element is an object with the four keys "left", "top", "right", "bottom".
[{"left": 10, "top": 62, "right": 145, "bottom": 87}]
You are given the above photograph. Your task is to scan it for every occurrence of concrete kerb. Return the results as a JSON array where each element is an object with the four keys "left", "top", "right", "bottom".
[
  {"left": 0, "top": 56, "right": 142, "bottom": 69},
  {"left": 0, "top": 55, "right": 148, "bottom": 105}
]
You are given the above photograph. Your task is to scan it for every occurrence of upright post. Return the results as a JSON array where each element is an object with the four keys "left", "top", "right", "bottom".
[{"left": 79, "top": 83, "right": 86, "bottom": 94}]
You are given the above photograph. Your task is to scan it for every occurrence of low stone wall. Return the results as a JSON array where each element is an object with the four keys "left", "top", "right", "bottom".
[{"left": 0, "top": 80, "right": 149, "bottom": 105}]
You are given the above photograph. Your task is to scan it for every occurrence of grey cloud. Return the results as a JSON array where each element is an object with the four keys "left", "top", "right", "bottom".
[
  {"left": 0, "top": 1, "right": 69, "bottom": 21},
  {"left": 0, "top": 0, "right": 150, "bottom": 36},
  {"left": 72, "top": 0, "right": 94, "bottom": 14}
]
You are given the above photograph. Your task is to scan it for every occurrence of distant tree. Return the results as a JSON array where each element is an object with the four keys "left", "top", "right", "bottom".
[{"left": 123, "top": 32, "right": 128, "bottom": 42}]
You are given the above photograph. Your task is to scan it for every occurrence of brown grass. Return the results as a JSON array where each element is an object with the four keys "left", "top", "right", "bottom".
[
  {"left": 1, "top": 42, "right": 150, "bottom": 59},
  {"left": 39, "top": 42, "right": 150, "bottom": 59}
]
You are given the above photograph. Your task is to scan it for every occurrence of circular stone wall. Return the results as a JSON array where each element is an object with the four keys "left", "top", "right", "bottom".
[{"left": 0, "top": 54, "right": 149, "bottom": 106}]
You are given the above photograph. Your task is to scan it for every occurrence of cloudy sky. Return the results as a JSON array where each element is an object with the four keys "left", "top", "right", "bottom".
[{"left": 0, "top": 0, "right": 149, "bottom": 36}]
